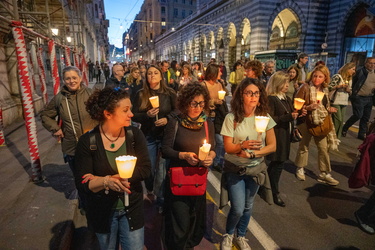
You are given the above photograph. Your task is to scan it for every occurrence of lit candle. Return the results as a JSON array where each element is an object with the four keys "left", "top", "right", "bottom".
[
  {"left": 149, "top": 96, "right": 159, "bottom": 120},
  {"left": 198, "top": 139, "right": 211, "bottom": 161},
  {"left": 115, "top": 155, "right": 137, "bottom": 207},
  {"left": 293, "top": 98, "right": 305, "bottom": 110},
  {"left": 255, "top": 116, "right": 270, "bottom": 141},
  {"left": 218, "top": 90, "right": 226, "bottom": 100},
  {"left": 197, "top": 72, "right": 202, "bottom": 78},
  {"left": 316, "top": 91, "right": 325, "bottom": 103},
  {"left": 176, "top": 71, "right": 180, "bottom": 77}
]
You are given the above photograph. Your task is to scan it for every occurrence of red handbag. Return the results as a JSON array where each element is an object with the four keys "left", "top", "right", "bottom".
[
  {"left": 169, "top": 167, "right": 208, "bottom": 196},
  {"left": 169, "top": 121, "right": 209, "bottom": 196}
]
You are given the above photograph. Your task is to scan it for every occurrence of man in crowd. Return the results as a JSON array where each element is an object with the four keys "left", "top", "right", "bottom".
[
  {"left": 292, "top": 52, "right": 309, "bottom": 86},
  {"left": 261, "top": 60, "right": 275, "bottom": 86},
  {"left": 342, "top": 57, "right": 375, "bottom": 140},
  {"left": 88, "top": 59, "right": 94, "bottom": 82},
  {"left": 105, "top": 64, "right": 130, "bottom": 94},
  {"left": 161, "top": 60, "right": 177, "bottom": 90}
]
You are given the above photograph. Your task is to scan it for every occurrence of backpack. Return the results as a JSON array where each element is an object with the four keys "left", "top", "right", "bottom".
[{"left": 89, "top": 126, "right": 135, "bottom": 153}]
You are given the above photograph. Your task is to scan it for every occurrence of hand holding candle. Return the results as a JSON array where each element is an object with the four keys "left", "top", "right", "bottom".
[
  {"left": 255, "top": 116, "right": 270, "bottom": 141},
  {"left": 198, "top": 139, "right": 211, "bottom": 161},
  {"left": 115, "top": 155, "right": 137, "bottom": 206},
  {"left": 149, "top": 96, "right": 159, "bottom": 120}
]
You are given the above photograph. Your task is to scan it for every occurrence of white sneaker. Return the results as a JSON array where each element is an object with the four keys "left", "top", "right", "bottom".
[
  {"left": 317, "top": 172, "right": 339, "bottom": 186},
  {"left": 236, "top": 236, "right": 251, "bottom": 250},
  {"left": 221, "top": 234, "right": 234, "bottom": 250},
  {"left": 296, "top": 167, "right": 305, "bottom": 181}
]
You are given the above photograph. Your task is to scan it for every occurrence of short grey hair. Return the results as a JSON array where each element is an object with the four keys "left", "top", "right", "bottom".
[{"left": 62, "top": 66, "right": 82, "bottom": 78}]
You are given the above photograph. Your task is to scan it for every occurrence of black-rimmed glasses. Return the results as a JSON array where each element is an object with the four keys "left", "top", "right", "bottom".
[
  {"left": 189, "top": 101, "right": 205, "bottom": 108},
  {"left": 243, "top": 90, "right": 260, "bottom": 97}
]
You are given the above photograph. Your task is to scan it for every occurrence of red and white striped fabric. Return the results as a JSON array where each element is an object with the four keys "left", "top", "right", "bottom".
[
  {"left": 12, "top": 25, "right": 43, "bottom": 182},
  {"left": 81, "top": 54, "right": 89, "bottom": 86},
  {"left": 64, "top": 47, "right": 71, "bottom": 66},
  {"left": 74, "top": 52, "right": 80, "bottom": 70},
  {"left": 48, "top": 40, "right": 60, "bottom": 96},
  {"left": 0, "top": 106, "right": 5, "bottom": 147},
  {"left": 36, "top": 47, "right": 48, "bottom": 104}
]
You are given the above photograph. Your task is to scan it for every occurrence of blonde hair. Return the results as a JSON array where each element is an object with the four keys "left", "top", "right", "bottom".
[
  {"left": 338, "top": 62, "right": 356, "bottom": 82},
  {"left": 266, "top": 71, "right": 289, "bottom": 96},
  {"left": 307, "top": 65, "right": 331, "bottom": 88},
  {"left": 126, "top": 67, "right": 141, "bottom": 85}
]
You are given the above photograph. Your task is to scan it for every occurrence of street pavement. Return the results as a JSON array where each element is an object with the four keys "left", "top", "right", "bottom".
[{"left": 0, "top": 84, "right": 374, "bottom": 250}]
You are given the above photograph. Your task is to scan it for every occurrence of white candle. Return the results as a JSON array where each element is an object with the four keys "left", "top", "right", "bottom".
[
  {"left": 149, "top": 96, "right": 159, "bottom": 108},
  {"left": 149, "top": 96, "right": 159, "bottom": 120},
  {"left": 316, "top": 91, "right": 324, "bottom": 103},
  {"left": 198, "top": 139, "right": 211, "bottom": 161},
  {"left": 175, "top": 71, "right": 180, "bottom": 77},
  {"left": 293, "top": 98, "right": 305, "bottom": 110},
  {"left": 218, "top": 90, "right": 226, "bottom": 100},
  {"left": 255, "top": 116, "right": 270, "bottom": 133},
  {"left": 198, "top": 72, "right": 202, "bottom": 78},
  {"left": 115, "top": 155, "right": 137, "bottom": 206}
]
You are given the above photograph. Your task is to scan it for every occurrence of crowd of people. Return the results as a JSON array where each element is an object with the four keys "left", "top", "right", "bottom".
[{"left": 40, "top": 54, "right": 375, "bottom": 249}]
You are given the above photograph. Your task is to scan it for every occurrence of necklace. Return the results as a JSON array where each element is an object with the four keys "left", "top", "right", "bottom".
[{"left": 101, "top": 125, "right": 122, "bottom": 149}]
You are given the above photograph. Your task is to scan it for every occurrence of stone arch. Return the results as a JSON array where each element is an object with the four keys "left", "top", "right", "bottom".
[
  {"left": 240, "top": 18, "right": 251, "bottom": 59},
  {"left": 226, "top": 22, "right": 237, "bottom": 69},
  {"left": 337, "top": 0, "right": 375, "bottom": 33},
  {"left": 269, "top": 8, "right": 302, "bottom": 50}
]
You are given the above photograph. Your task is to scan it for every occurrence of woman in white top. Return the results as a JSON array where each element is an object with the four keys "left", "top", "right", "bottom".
[{"left": 329, "top": 62, "right": 356, "bottom": 139}]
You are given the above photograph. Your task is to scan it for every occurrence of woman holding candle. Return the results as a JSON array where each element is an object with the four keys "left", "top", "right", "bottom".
[
  {"left": 162, "top": 82, "right": 215, "bottom": 249},
  {"left": 294, "top": 65, "right": 340, "bottom": 185},
  {"left": 229, "top": 61, "right": 245, "bottom": 95},
  {"left": 328, "top": 62, "right": 355, "bottom": 139},
  {"left": 265, "top": 71, "right": 299, "bottom": 207},
  {"left": 220, "top": 78, "right": 276, "bottom": 250},
  {"left": 132, "top": 65, "right": 177, "bottom": 209},
  {"left": 203, "top": 63, "right": 229, "bottom": 172},
  {"left": 74, "top": 87, "right": 151, "bottom": 250}
]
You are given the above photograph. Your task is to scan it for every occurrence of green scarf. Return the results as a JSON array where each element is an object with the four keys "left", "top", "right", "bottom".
[{"left": 180, "top": 112, "right": 207, "bottom": 130}]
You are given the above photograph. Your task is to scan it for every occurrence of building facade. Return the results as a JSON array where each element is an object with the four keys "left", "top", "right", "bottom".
[
  {"left": 0, "top": 0, "right": 109, "bottom": 126},
  {"left": 125, "top": 0, "right": 375, "bottom": 75}
]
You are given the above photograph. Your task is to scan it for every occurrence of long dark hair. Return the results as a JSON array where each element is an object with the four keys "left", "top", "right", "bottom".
[{"left": 230, "top": 78, "right": 268, "bottom": 123}]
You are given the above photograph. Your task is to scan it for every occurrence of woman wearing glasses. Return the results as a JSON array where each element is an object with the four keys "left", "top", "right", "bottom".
[
  {"left": 220, "top": 78, "right": 276, "bottom": 250},
  {"left": 132, "top": 65, "right": 177, "bottom": 211},
  {"left": 162, "top": 82, "right": 216, "bottom": 249}
]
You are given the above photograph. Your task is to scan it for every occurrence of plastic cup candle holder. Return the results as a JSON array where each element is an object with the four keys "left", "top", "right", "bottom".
[
  {"left": 198, "top": 139, "right": 211, "bottom": 161},
  {"left": 115, "top": 155, "right": 137, "bottom": 206},
  {"left": 175, "top": 71, "right": 180, "bottom": 77},
  {"left": 197, "top": 72, "right": 202, "bottom": 78},
  {"left": 218, "top": 90, "right": 226, "bottom": 100},
  {"left": 316, "top": 91, "right": 325, "bottom": 103},
  {"left": 293, "top": 98, "right": 305, "bottom": 110},
  {"left": 255, "top": 116, "right": 270, "bottom": 140},
  {"left": 149, "top": 96, "right": 159, "bottom": 120}
]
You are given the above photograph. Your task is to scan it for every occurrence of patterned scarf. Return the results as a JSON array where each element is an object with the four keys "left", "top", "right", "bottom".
[
  {"left": 180, "top": 112, "right": 207, "bottom": 130},
  {"left": 309, "top": 84, "right": 340, "bottom": 150}
]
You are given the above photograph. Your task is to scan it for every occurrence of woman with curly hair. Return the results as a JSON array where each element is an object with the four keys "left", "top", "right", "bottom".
[
  {"left": 162, "top": 82, "right": 216, "bottom": 249},
  {"left": 244, "top": 60, "right": 263, "bottom": 80},
  {"left": 220, "top": 78, "right": 276, "bottom": 250},
  {"left": 74, "top": 87, "right": 151, "bottom": 250},
  {"left": 132, "top": 65, "right": 177, "bottom": 209}
]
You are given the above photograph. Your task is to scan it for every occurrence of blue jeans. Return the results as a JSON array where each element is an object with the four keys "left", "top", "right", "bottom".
[
  {"left": 214, "top": 134, "right": 225, "bottom": 167},
  {"left": 96, "top": 209, "right": 144, "bottom": 250},
  {"left": 344, "top": 96, "right": 373, "bottom": 137},
  {"left": 145, "top": 136, "right": 162, "bottom": 192},
  {"left": 225, "top": 172, "right": 259, "bottom": 237}
]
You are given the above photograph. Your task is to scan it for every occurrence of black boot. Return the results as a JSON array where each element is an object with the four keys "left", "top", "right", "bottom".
[{"left": 273, "top": 193, "right": 286, "bottom": 207}]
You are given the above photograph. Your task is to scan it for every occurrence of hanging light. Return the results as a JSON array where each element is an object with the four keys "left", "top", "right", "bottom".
[
  {"left": 66, "top": 36, "right": 72, "bottom": 43},
  {"left": 51, "top": 28, "right": 59, "bottom": 36}
]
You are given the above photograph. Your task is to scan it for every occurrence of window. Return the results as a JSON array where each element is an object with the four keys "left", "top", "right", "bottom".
[
  {"left": 182, "top": 0, "right": 185, "bottom": 3},
  {"left": 161, "top": 6, "right": 166, "bottom": 14},
  {"left": 190, "top": 0, "right": 193, "bottom": 5},
  {"left": 174, "top": 0, "right": 178, "bottom": 2},
  {"left": 182, "top": 10, "right": 185, "bottom": 18},
  {"left": 174, "top": 8, "right": 178, "bottom": 18},
  {"left": 162, "top": 18, "right": 166, "bottom": 26},
  {"left": 189, "top": 10, "right": 193, "bottom": 15}
]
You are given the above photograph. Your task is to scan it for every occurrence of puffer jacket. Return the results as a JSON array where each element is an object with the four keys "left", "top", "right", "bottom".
[{"left": 40, "top": 84, "right": 97, "bottom": 155}]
